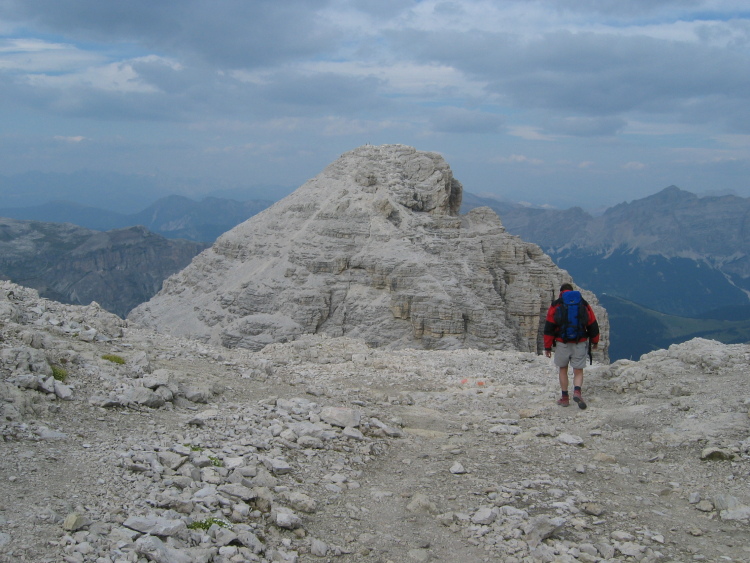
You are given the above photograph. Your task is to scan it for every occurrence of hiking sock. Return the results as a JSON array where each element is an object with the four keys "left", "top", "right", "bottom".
[{"left": 562, "top": 390, "right": 569, "bottom": 397}]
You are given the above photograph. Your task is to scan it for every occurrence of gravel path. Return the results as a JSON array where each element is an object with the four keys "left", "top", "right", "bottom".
[{"left": 2, "top": 281, "right": 749, "bottom": 562}]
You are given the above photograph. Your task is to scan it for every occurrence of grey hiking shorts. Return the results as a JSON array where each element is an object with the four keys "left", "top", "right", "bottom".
[{"left": 554, "top": 341, "right": 588, "bottom": 369}]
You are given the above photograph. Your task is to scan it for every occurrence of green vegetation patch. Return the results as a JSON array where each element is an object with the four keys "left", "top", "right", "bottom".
[
  {"left": 101, "top": 354, "right": 126, "bottom": 365},
  {"left": 187, "top": 517, "right": 232, "bottom": 531},
  {"left": 50, "top": 364, "right": 68, "bottom": 382}
]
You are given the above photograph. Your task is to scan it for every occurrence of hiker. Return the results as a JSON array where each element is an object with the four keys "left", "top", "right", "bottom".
[{"left": 543, "top": 283, "right": 600, "bottom": 409}]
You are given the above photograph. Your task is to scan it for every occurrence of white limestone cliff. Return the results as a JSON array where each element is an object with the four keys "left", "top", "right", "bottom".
[{"left": 129, "top": 144, "right": 609, "bottom": 359}]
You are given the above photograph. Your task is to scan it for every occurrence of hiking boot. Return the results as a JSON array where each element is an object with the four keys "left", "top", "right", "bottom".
[
  {"left": 573, "top": 390, "right": 587, "bottom": 410},
  {"left": 557, "top": 396, "right": 570, "bottom": 407}
]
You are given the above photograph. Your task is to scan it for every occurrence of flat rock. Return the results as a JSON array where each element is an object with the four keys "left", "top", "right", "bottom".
[
  {"left": 558, "top": 433, "right": 584, "bottom": 446},
  {"left": 319, "top": 406, "right": 359, "bottom": 428},
  {"left": 123, "top": 515, "right": 187, "bottom": 537}
]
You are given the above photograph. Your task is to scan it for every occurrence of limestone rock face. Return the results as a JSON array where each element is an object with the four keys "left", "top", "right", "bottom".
[{"left": 129, "top": 145, "right": 609, "bottom": 358}]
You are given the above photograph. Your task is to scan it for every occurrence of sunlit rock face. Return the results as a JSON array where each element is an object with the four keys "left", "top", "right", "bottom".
[{"left": 129, "top": 144, "right": 608, "bottom": 359}]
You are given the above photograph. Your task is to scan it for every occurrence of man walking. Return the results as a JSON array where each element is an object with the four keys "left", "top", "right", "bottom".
[{"left": 544, "top": 283, "right": 600, "bottom": 409}]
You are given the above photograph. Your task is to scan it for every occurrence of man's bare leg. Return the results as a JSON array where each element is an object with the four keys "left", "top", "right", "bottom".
[{"left": 558, "top": 366, "right": 569, "bottom": 392}]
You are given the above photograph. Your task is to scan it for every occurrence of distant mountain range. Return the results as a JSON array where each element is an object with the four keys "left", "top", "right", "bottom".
[
  {"left": 3, "top": 185, "right": 748, "bottom": 360},
  {"left": 0, "top": 218, "right": 208, "bottom": 317},
  {"left": 462, "top": 187, "right": 750, "bottom": 359},
  {"left": 0, "top": 195, "right": 274, "bottom": 242},
  {"left": 0, "top": 170, "right": 293, "bottom": 214}
]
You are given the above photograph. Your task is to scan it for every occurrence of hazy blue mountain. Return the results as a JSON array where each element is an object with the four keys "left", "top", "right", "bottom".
[
  {"left": 462, "top": 187, "right": 750, "bottom": 359},
  {"left": 0, "top": 171, "right": 169, "bottom": 213},
  {"left": 0, "top": 201, "right": 130, "bottom": 231},
  {"left": 0, "top": 218, "right": 208, "bottom": 317},
  {"left": 0, "top": 170, "right": 289, "bottom": 218},
  {"left": 129, "top": 195, "right": 273, "bottom": 242},
  {"left": 0, "top": 195, "right": 274, "bottom": 242},
  {"left": 460, "top": 193, "right": 594, "bottom": 245}
]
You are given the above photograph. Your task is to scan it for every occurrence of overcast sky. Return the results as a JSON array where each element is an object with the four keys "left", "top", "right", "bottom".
[{"left": 2, "top": 0, "right": 750, "bottom": 209}]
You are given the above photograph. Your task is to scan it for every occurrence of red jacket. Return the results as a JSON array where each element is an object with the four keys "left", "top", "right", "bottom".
[{"left": 543, "top": 290, "right": 600, "bottom": 350}]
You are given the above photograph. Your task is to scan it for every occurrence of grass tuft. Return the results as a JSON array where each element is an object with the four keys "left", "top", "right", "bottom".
[
  {"left": 50, "top": 365, "right": 68, "bottom": 382},
  {"left": 187, "top": 517, "right": 231, "bottom": 530},
  {"left": 101, "top": 354, "right": 126, "bottom": 365}
]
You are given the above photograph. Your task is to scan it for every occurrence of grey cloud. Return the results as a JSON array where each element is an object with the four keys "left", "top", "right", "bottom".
[
  {"left": 389, "top": 28, "right": 750, "bottom": 128},
  {"left": 430, "top": 107, "right": 505, "bottom": 134},
  {"left": 0, "top": 48, "right": 394, "bottom": 123},
  {"left": 0, "top": 0, "right": 338, "bottom": 68},
  {"left": 349, "top": 0, "right": 418, "bottom": 19},
  {"left": 46, "top": 87, "right": 186, "bottom": 122},
  {"left": 542, "top": 116, "right": 627, "bottom": 137},
  {"left": 0, "top": 65, "right": 211, "bottom": 122},
  {"left": 433, "top": 2, "right": 469, "bottom": 17},
  {"left": 545, "top": 0, "right": 704, "bottom": 17},
  {"left": 257, "top": 72, "right": 387, "bottom": 114},
  {"left": 128, "top": 59, "right": 196, "bottom": 95}
]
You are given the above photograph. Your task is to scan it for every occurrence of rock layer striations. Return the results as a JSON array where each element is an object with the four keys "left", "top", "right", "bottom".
[{"left": 129, "top": 145, "right": 608, "bottom": 357}]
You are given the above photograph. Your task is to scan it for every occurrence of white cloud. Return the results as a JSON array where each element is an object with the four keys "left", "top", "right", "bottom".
[
  {"left": 54, "top": 135, "right": 86, "bottom": 142},
  {"left": 507, "top": 126, "right": 557, "bottom": 141},
  {"left": 622, "top": 161, "right": 647, "bottom": 170},
  {"left": 203, "top": 142, "right": 281, "bottom": 155},
  {"left": 713, "top": 133, "right": 750, "bottom": 148},
  {"left": 493, "top": 154, "right": 544, "bottom": 165},
  {"left": 0, "top": 38, "right": 103, "bottom": 72},
  {"left": 623, "top": 120, "right": 702, "bottom": 136},
  {"left": 306, "top": 60, "right": 482, "bottom": 99},
  {"left": 24, "top": 61, "right": 156, "bottom": 93},
  {"left": 599, "top": 18, "right": 750, "bottom": 47},
  {"left": 670, "top": 147, "right": 748, "bottom": 163},
  {"left": 21, "top": 55, "right": 182, "bottom": 94}
]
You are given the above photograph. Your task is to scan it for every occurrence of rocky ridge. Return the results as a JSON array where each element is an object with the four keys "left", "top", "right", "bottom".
[
  {"left": 0, "top": 218, "right": 208, "bottom": 317},
  {"left": 462, "top": 187, "right": 750, "bottom": 315},
  {"left": 129, "top": 145, "right": 609, "bottom": 361},
  {"left": 2, "top": 280, "right": 750, "bottom": 562},
  {"left": 466, "top": 186, "right": 750, "bottom": 272}
]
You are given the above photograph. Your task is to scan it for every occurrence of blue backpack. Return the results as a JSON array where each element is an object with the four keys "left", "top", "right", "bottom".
[{"left": 554, "top": 290, "right": 589, "bottom": 342}]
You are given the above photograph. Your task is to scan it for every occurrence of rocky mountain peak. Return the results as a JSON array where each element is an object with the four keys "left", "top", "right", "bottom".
[
  {"left": 333, "top": 144, "right": 463, "bottom": 216},
  {"left": 129, "top": 144, "right": 608, "bottom": 358},
  {"left": 605, "top": 185, "right": 697, "bottom": 218}
]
